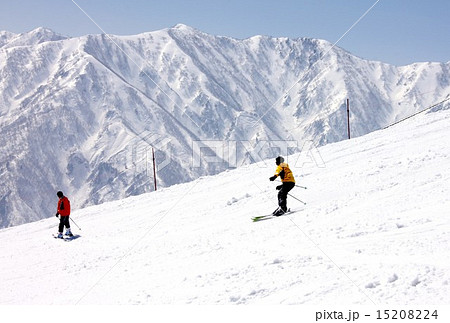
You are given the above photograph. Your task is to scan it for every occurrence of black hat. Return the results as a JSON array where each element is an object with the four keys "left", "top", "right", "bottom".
[
  {"left": 275, "top": 156, "right": 284, "bottom": 165},
  {"left": 56, "top": 191, "right": 64, "bottom": 198}
]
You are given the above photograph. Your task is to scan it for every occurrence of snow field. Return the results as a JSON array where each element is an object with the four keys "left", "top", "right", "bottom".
[{"left": 0, "top": 109, "right": 449, "bottom": 305}]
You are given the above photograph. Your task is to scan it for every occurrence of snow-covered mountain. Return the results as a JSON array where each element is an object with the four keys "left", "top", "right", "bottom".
[
  {"left": 0, "top": 24, "right": 449, "bottom": 228},
  {"left": 1, "top": 107, "right": 449, "bottom": 305},
  {"left": 0, "top": 27, "right": 67, "bottom": 49}
]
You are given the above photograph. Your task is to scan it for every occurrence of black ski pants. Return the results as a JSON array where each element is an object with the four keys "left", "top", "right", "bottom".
[
  {"left": 58, "top": 216, "right": 70, "bottom": 233},
  {"left": 278, "top": 182, "right": 295, "bottom": 211}
]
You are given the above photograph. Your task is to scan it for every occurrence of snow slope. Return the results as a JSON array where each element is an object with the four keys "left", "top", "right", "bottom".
[{"left": 0, "top": 104, "right": 449, "bottom": 305}]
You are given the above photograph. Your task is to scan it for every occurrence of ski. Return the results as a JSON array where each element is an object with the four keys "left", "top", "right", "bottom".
[
  {"left": 53, "top": 234, "right": 81, "bottom": 241},
  {"left": 62, "top": 234, "right": 80, "bottom": 241},
  {"left": 252, "top": 214, "right": 276, "bottom": 222},
  {"left": 252, "top": 209, "right": 294, "bottom": 222}
]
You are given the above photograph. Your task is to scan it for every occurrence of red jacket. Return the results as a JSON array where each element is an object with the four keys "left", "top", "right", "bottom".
[{"left": 57, "top": 196, "right": 71, "bottom": 216}]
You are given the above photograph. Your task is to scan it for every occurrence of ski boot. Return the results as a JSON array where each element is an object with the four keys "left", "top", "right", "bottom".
[{"left": 273, "top": 207, "right": 288, "bottom": 217}]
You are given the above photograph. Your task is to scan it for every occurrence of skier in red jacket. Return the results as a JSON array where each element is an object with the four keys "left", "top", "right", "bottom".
[{"left": 55, "top": 191, "right": 73, "bottom": 238}]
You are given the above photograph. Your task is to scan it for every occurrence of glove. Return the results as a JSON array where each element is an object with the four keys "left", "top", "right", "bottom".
[
  {"left": 269, "top": 175, "right": 277, "bottom": 181},
  {"left": 55, "top": 212, "right": 59, "bottom": 218},
  {"left": 276, "top": 185, "right": 282, "bottom": 190}
]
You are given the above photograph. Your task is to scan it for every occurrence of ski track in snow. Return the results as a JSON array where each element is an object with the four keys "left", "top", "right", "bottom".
[{"left": 0, "top": 109, "right": 450, "bottom": 305}]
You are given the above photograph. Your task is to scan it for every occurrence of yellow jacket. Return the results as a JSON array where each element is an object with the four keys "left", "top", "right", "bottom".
[{"left": 274, "top": 163, "right": 295, "bottom": 183}]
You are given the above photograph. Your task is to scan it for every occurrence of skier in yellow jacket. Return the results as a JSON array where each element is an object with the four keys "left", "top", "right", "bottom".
[{"left": 269, "top": 156, "right": 295, "bottom": 216}]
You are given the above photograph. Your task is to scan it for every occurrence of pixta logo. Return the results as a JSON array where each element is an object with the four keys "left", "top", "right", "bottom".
[
  {"left": 128, "top": 131, "right": 172, "bottom": 174},
  {"left": 192, "top": 140, "right": 325, "bottom": 169}
]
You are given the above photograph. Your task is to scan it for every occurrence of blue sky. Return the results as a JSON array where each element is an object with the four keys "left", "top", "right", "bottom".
[{"left": 0, "top": 0, "right": 448, "bottom": 66}]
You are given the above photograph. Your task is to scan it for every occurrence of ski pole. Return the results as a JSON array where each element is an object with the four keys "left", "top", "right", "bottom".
[
  {"left": 69, "top": 217, "right": 82, "bottom": 230},
  {"left": 288, "top": 193, "right": 306, "bottom": 205}
]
